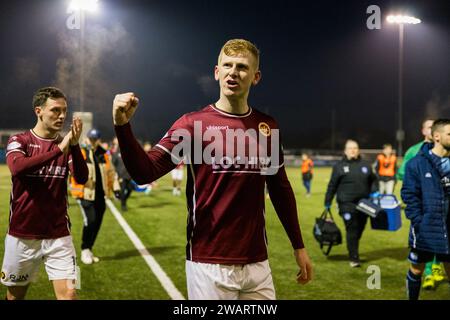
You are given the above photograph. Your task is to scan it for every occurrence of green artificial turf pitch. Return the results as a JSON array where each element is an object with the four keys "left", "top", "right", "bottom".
[{"left": 0, "top": 165, "right": 448, "bottom": 299}]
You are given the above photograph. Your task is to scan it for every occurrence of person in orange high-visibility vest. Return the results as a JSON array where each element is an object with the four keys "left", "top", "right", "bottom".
[
  {"left": 374, "top": 144, "right": 397, "bottom": 194},
  {"left": 300, "top": 153, "right": 314, "bottom": 197},
  {"left": 70, "top": 129, "right": 120, "bottom": 265}
]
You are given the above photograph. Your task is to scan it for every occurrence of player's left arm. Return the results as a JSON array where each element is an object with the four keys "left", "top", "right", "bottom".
[
  {"left": 266, "top": 166, "right": 313, "bottom": 285},
  {"left": 68, "top": 117, "right": 88, "bottom": 184}
]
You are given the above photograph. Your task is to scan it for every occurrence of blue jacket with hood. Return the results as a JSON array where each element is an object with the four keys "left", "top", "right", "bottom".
[{"left": 401, "top": 143, "right": 450, "bottom": 254}]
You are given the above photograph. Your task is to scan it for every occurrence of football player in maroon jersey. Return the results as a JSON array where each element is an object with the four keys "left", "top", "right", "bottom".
[
  {"left": 1, "top": 87, "right": 88, "bottom": 300},
  {"left": 112, "top": 39, "right": 312, "bottom": 299}
]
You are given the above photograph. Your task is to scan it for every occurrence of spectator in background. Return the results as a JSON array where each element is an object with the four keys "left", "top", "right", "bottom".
[
  {"left": 70, "top": 128, "right": 120, "bottom": 264},
  {"left": 324, "top": 139, "right": 378, "bottom": 268},
  {"left": 111, "top": 137, "right": 133, "bottom": 211},
  {"left": 300, "top": 153, "right": 313, "bottom": 197},
  {"left": 374, "top": 144, "right": 397, "bottom": 194},
  {"left": 143, "top": 141, "right": 152, "bottom": 153},
  {"left": 397, "top": 119, "right": 434, "bottom": 181},
  {"left": 140, "top": 142, "right": 158, "bottom": 194},
  {"left": 401, "top": 119, "right": 450, "bottom": 300},
  {"left": 171, "top": 161, "right": 184, "bottom": 196}
]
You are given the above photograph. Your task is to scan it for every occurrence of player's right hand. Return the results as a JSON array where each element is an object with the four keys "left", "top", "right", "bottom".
[
  {"left": 58, "top": 131, "right": 72, "bottom": 154},
  {"left": 294, "top": 248, "right": 313, "bottom": 285},
  {"left": 113, "top": 92, "right": 139, "bottom": 126}
]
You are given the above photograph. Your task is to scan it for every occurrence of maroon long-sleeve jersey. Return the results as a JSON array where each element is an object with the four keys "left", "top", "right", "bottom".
[
  {"left": 116, "top": 104, "right": 304, "bottom": 264},
  {"left": 6, "top": 130, "right": 88, "bottom": 239}
]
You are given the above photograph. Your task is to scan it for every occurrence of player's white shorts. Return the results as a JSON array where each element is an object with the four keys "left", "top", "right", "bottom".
[
  {"left": 1, "top": 234, "right": 77, "bottom": 286},
  {"left": 186, "top": 259, "right": 276, "bottom": 300},
  {"left": 171, "top": 168, "right": 183, "bottom": 181}
]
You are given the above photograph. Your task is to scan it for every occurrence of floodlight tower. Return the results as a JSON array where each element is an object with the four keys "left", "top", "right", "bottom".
[{"left": 386, "top": 14, "right": 421, "bottom": 156}]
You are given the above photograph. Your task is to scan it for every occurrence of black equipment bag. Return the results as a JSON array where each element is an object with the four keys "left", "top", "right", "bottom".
[{"left": 313, "top": 209, "right": 342, "bottom": 256}]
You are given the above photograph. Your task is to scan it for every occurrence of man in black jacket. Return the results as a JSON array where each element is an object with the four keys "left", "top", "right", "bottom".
[{"left": 324, "top": 140, "right": 378, "bottom": 267}]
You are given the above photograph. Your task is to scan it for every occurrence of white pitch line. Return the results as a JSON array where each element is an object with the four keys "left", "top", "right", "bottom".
[{"left": 106, "top": 199, "right": 185, "bottom": 300}]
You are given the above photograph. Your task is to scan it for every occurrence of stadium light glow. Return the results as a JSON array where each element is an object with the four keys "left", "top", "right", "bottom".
[
  {"left": 386, "top": 15, "right": 421, "bottom": 24},
  {"left": 68, "top": 0, "right": 99, "bottom": 12}
]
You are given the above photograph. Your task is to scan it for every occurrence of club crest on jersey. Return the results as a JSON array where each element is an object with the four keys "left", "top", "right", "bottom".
[
  {"left": 7, "top": 141, "right": 21, "bottom": 151},
  {"left": 258, "top": 122, "right": 271, "bottom": 137},
  {"left": 343, "top": 166, "right": 349, "bottom": 173},
  {"left": 361, "top": 166, "right": 368, "bottom": 174}
]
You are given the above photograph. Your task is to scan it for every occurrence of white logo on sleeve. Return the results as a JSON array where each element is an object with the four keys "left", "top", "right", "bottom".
[
  {"left": 7, "top": 141, "right": 21, "bottom": 151},
  {"left": 409, "top": 252, "right": 418, "bottom": 261},
  {"left": 425, "top": 172, "right": 432, "bottom": 178}
]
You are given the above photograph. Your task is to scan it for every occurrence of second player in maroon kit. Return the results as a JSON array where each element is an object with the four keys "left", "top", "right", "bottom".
[
  {"left": 1, "top": 87, "right": 88, "bottom": 300},
  {"left": 6, "top": 130, "right": 87, "bottom": 239}
]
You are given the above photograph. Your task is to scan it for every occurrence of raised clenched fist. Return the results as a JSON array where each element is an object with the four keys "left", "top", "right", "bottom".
[{"left": 113, "top": 92, "right": 140, "bottom": 126}]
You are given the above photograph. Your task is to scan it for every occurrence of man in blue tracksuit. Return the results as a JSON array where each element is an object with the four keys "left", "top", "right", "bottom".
[{"left": 401, "top": 119, "right": 450, "bottom": 300}]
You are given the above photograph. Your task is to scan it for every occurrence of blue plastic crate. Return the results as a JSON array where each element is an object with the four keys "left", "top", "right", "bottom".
[{"left": 370, "top": 194, "right": 402, "bottom": 231}]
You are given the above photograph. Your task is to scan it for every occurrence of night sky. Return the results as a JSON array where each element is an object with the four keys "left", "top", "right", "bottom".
[{"left": 0, "top": 0, "right": 448, "bottom": 150}]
